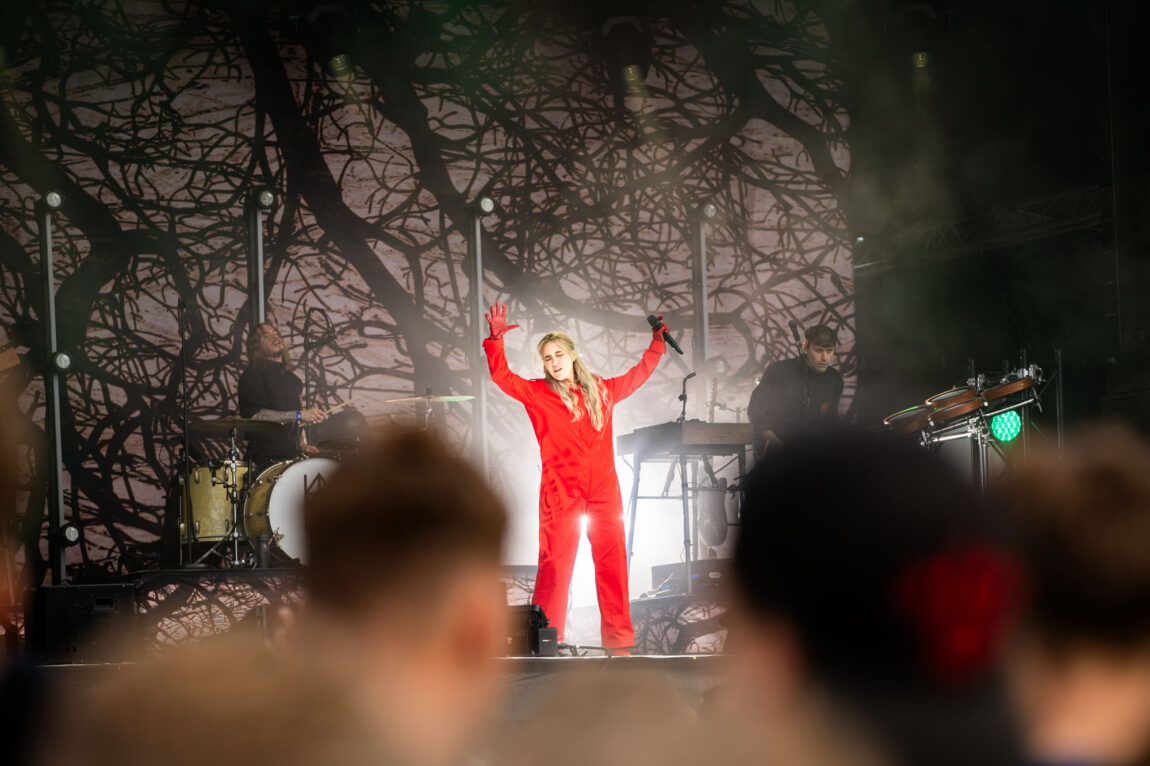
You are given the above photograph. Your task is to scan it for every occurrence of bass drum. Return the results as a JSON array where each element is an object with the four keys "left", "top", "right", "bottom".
[{"left": 243, "top": 458, "right": 340, "bottom": 563}]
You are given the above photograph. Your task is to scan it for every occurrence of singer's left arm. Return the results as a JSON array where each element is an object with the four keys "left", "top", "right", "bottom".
[{"left": 607, "top": 336, "right": 666, "bottom": 402}]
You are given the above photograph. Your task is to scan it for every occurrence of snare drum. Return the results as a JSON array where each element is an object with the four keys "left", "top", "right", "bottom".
[
  {"left": 925, "top": 386, "right": 979, "bottom": 407},
  {"left": 929, "top": 397, "right": 983, "bottom": 427},
  {"left": 178, "top": 461, "right": 249, "bottom": 543},
  {"left": 243, "top": 458, "right": 340, "bottom": 563},
  {"left": 981, "top": 376, "right": 1034, "bottom": 403},
  {"left": 883, "top": 405, "right": 933, "bottom": 436}
]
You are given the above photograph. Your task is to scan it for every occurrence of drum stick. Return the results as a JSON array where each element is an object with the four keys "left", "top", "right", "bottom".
[{"left": 321, "top": 398, "right": 358, "bottom": 415}]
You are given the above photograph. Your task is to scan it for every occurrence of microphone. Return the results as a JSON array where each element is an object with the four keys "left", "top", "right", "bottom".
[
  {"left": 788, "top": 319, "right": 802, "bottom": 347},
  {"left": 684, "top": 372, "right": 697, "bottom": 380},
  {"left": 647, "top": 314, "right": 684, "bottom": 355}
]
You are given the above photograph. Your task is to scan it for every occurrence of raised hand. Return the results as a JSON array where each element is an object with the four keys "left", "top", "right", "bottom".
[
  {"left": 485, "top": 303, "right": 520, "bottom": 340},
  {"left": 651, "top": 314, "right": 670, "bottom": 342}
]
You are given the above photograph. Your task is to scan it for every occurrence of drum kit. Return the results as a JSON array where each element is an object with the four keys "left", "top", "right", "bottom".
[
  {"left": 176, "top": 392, "right": 473, "bottom": 568},
  {"left": 882, "top": 364, "right": 1044, "bottom": 489}
]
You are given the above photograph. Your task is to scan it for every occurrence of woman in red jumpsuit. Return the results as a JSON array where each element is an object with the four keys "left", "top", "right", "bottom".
[{"left": 484, "top": 303, "right": 668, "bottom": 651}]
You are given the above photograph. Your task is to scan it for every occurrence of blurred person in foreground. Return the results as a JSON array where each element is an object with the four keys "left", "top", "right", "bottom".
[
  {"left": 998, "top": 424, "right": 1150, "bottom": 766},
  {"left": 36, "top": 636, "right": 391, "bottom": 766},
  {"left": 299, "top": 427, "right": 510, "bottom": 766},
  {"left": 1, "top": 382, "right": 45, "bottom": 766},
  {"left": 725, "top": 430, "right": 1026, "bottom": 766},
  {"left": 37, "top": 428, "right": 509, "bottom": 766},
  {"left": 491, "top": 665, "right": 889, "bottom": 766}
]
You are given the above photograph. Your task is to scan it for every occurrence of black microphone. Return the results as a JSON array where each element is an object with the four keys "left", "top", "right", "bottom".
[
  {"left": 788, "top": 319, "right": 802, "bottom": 347},
  {"left": 647, "top": 314, "right": 684, "bottom": 355}
]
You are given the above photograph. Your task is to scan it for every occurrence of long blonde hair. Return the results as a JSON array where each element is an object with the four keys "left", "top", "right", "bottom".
[{"left": 537, "top": 332, "right": 609, "bottom": 431}]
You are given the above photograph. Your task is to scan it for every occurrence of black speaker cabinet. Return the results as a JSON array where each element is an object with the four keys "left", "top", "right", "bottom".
[
  {"left": 27, "top": 584, "right": 138, "bottom": 664},
  {"left": 650, "top": 559, "right": 732, "bottom": 595},
  {"left": 507, "top": 604, "right": 558, "bottom": 656}
]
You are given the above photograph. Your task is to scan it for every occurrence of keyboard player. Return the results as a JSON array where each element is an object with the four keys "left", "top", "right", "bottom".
[{"left": 747, "top": 324, "right": 843, "bottom": 457}]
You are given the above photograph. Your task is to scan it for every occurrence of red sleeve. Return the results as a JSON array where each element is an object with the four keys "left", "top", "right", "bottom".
[
  {"left": 483, "top": 337, "right": 535, "bottom": 404},
  {"left": 606, "top": 337, "right": 665, "bottom": 402}
]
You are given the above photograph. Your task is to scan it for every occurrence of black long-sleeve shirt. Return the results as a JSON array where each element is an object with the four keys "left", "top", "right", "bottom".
[
  {"left": 747, "top": 356, "right": 843, "bottom": 455},
  {"left": 237, "top": 361, "right": 302, "bottom": 465}
]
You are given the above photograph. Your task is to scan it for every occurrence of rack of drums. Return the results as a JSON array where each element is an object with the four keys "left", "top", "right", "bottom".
[{"left": 882, "top": 365, "right": 1043, "bottom": 451}]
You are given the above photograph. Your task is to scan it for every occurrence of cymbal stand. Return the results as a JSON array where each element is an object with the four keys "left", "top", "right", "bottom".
[{"left": 421, "top": 387, "right": 436, "bottom": 431}]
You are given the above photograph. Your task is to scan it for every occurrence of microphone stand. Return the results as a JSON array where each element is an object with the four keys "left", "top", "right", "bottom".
[
  {"left": 677, "top": 372, "right": 696, "bottom": 424},
  {"left": 302, "top": 309, "right": 332, "bottom": 454}
]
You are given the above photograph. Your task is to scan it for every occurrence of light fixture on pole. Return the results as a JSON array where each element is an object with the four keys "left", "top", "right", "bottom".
[
  {"left": 38, "top": 189, "right": 69, "bottom": 585},
  {"left": 307, "top": 4, "right": 355, "bottom": 78},
  {"left": 693, "top": 202, "right": 721, "bottom": 411},
  {"left": 245, "top": 188, "right": 276, "bottom": 329},
  {"left": 469, "top": 195, "right": 496, "bottom": 477}
]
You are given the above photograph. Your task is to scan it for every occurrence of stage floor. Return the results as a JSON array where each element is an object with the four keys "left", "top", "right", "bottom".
[{"left": 38, "top": 654, "right": 731, "bottom": 720}]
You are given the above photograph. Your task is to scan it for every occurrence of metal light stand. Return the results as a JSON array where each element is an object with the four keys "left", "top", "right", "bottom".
[
  {"left": 469, "top": 204, "right": 492, "bottom": 477},
  {"left": 37, "top": 195, "right": 68, "bottom": 585},
  {"left": 693, "top": 207, "right": 713, "bottom": 405},
  {"left": 245, "top": 191, "right": 273, "bottom": 329},
  {"left": 177, "top": 298, "right": 199, "bottom": 568}
]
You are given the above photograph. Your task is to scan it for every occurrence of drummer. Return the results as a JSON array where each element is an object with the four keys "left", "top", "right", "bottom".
[
  {"left": 238, "top": 323, "right": 326, "bottom": 467},
  {"left": 747, "top": 324, "right": 844, "bottom": 458}
]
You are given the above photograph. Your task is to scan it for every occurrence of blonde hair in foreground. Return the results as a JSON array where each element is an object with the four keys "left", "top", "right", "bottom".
[{"left": 537, "top": 332, "right": 609, "bottom": 430}]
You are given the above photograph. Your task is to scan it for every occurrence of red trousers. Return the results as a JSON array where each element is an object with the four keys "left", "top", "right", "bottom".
[{"left": 533, "top": 483, "right": 632, "bottom": 648}]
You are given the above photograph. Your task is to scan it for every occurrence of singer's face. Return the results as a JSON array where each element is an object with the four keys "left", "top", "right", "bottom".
[
  {"left": 804, "top": 343, "right": 835, "bottom": 373},
  {"left": 541, "top": 341, "right": 575, "bottom": 384}
]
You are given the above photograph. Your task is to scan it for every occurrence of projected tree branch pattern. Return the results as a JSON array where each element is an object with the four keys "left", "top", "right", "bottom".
[{"left": 0, "top": 0, "right": 852, "bottom": 584}]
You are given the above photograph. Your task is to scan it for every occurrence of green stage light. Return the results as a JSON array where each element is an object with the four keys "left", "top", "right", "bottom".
[{"left": 990, "top": 410, "right": 1022, "bottom": 442}]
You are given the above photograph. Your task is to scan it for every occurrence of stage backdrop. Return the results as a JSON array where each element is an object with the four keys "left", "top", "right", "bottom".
[{"left": 0, "top": 1, "right": 852, "bottom": 610}]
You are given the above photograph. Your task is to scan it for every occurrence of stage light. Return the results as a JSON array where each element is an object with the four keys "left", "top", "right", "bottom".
[
  {"left": 42, "top": 190, "right": 63, "bottom": 209},
  {"left": 471, "top": 195, "right": 496, "bottom": 216},
  {"left": 308, "top": 5, "right": 355, "bottom": 79},
  {"left": 990, "top": 410, "right": 1022, "bottom": 442},
  {"left": 51, "top": 351, "right": 73, "bottom": 373},
  {"left": 326, "top": 53, "right": 352, "bottom": 78},
  {"left": 707, "top": 356, "right": 730, "bottom": 375},
  {"left": 912, "top": 51, "right": 929, "bottom": 69},
  {"left": 249, "top": 189, "right": 276, "bottom": 210},
  {"left": 701, "top": 202, "right": 719, "bottom": 220},
  {"left": 599, "top": 15, "right": 653, "bottom": 86},
  {"left": 856, "top": 236, "right": 865, "bottom": 243},
  {"left": 60, "top": 523, "right": 82, "bottom": 546}
]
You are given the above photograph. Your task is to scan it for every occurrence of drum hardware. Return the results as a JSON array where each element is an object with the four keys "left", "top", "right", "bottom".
[
  {"left": 882, "top": 361, "right": 1047, "bottom": 491},
  {"left": 883, "top": 405, "right": 933, "bottom": 436},
  {"left": 924, "top": 386, "right": 979, "bottom": 407},
  {"left": 180, "top": 422, "right": 265, "bottom": 568},
  {"left": 189, "top": 417, "right": 287, "bottom": 433},
  {"left": 383, "top": 389, "right": 475, "bottom": 430}
]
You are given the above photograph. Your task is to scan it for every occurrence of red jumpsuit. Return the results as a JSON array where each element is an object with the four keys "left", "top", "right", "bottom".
[{"left": 484, "top": 335, "right": 665, "bottom": 648}]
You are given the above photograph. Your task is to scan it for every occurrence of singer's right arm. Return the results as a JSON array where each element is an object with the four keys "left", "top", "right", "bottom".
[{"left": 482, "top": 337, "right": 534, "bottom": 404}]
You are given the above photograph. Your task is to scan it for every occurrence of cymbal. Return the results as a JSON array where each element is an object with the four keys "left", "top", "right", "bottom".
[
  {"left": 382, "top": 395, "right": 475, "bottom": 404},
  {"left": 189, "top": 417, "right": 286, "bottom": 433}
]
